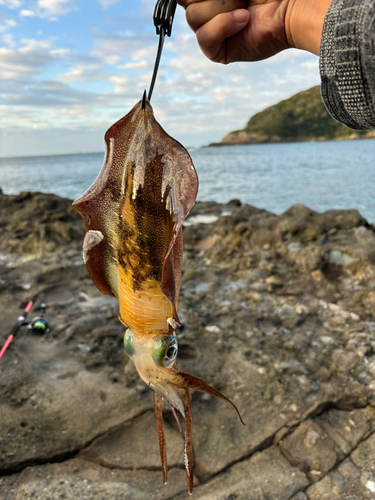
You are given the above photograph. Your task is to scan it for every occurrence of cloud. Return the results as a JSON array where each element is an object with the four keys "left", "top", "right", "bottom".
[
  {"left": 119, "top": 60, "right": 148, "bottom": 70},
  {"left": 20, "top": 9, "right": 36, "bottom": 16},
  {"left": 37, "top": 0, "right": 76, "bottom": 17},
  {"left": 1, "top": 33, "right": 15, "bottom": 47},
  {"left": 57, "top": 63, "right": 102, "bottom": 82},
  {"left": 0, "top": 0, "right": 21, "bottom": 8},
  {"left": 89, "top": 33, "right": 156, "bottom": 66},
  {"left": 0, "top": 38, "right": 53, "bottom": 80},
  {"left": 0, "top": 19, "right": 17, "bottom": 32},
  {"left": 50, "top": 48, "right": 70, "bottom": 57},
  {"left": 97, "top": 0, "right": 119, "bottom": 8}
]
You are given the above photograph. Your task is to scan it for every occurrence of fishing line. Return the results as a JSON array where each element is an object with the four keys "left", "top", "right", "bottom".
[{"left": 148, "top": 0, "right": 177, "bottom": 102}]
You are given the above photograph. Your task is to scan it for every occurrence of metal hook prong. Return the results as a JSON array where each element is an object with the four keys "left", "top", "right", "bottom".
[
  {"left": 142, "top": 89, "right": 147, "bottom": 110},
  {"left": 148, "top": 27, "right": 165, "bottom": 102}
]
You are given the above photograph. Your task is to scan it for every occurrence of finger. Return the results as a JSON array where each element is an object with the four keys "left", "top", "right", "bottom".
[
  {"left": 196, "top": 9, "right": 250, "bottom": 63},
  {"left": 182, "top": 0, "right": 247, "bottom": 32}
]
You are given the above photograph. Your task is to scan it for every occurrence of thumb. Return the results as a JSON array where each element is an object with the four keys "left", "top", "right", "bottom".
[{"left": 196, "top": 9, "right": 250, "bottom": 63}]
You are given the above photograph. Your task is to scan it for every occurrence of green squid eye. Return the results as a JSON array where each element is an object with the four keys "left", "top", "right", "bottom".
[
  {"left": 163, "top": 337, "right": 178, "bottom": 368},
  {"left": 123, "top": 329, "right": 134, "bottom": 358}
]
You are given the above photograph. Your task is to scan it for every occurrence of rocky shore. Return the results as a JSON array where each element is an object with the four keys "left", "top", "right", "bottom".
[{"left": 0, "top": 190, "right": 374, "bottom": 500}]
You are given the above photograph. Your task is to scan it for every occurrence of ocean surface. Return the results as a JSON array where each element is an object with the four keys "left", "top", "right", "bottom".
[{"left": 1, "top": 139, "right": 374, "bottom": 223}]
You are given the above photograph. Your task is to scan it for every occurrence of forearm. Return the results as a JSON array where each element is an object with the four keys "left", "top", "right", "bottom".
[
  {"left": 320, "top": 0, "right": 375, "bottom": 129},
  {"left": 286, "top": 0, "right": 333, "bottom": 54}
]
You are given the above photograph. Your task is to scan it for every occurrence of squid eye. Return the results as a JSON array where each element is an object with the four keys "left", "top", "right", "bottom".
[
  {"left": 163, "top": 338, "right": 178, "bottom": 367},
  {"left": 123, "top": 329, "right": 134, "bottom": 358}
]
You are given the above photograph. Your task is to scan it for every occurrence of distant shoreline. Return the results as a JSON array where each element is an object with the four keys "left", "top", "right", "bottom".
[
  {"left": 0, "top": 151, "right": 104, "bottom": 161},
  {"left": 207, "top": 133, "right": 375, "bottom": 148}
]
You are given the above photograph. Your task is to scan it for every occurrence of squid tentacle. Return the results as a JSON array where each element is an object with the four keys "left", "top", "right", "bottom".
[{"left": 154, "top": 391, "right": 168, "bottom": 485}]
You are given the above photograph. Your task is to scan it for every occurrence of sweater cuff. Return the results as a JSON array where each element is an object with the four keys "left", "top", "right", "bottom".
[{"left": 319, "top": 0, "right": 375, "bottom": 130}]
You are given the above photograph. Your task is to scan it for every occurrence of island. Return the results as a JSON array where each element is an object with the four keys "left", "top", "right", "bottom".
[{"left": 210, "top": 86, "right": 375, "bottom": 146}]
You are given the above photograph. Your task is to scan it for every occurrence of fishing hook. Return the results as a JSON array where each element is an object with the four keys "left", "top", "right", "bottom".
[{"left": 148, "top": 0, "right": 177, "bottom": 102}]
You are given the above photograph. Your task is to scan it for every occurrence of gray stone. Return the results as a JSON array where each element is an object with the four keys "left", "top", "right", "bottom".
[
  {"left": 79, "top": 410, "right": 185, "bottom": 470},
  {"left": 306, "top": 458, "right": 371, "bottom": 500},
  {"left": 0, "top": 458, "right": 189, "bottom": 500},
  {"left": 64, "top": 313, "right": 108, "bottom": 339},
  {"left": 351, "top": 431, "right": 375, "bottom": 492},
  {"left": 324, "top": 250, "right": 353, "bottom": 267},
  {"left": 331, "top": 349, "right": 360, "bottom": 374},
  {"left": 317, "top": 408, "right": 375, "bottom": 455},
  {"left": 0, "top": 340, "right": 150, "bottom": 471},
  {"left": 185, "top": 345, "right": 296, "bottom": 481},
  {"left": 172, "top": 447, "right": 308, "bottom": 500},
  {"left": 279, "top": 419, "right": 339, "bottom": 482},
  {"left": 291, "top": 493, "right": 309, "bottom": 500},
  {"left": 287, "top": 242, "right": 305, "bottom": 252}
]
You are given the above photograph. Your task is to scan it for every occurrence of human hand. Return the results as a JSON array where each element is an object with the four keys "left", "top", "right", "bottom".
[{"left": 177, "top": 0, "right": 333, "bottom": 64}]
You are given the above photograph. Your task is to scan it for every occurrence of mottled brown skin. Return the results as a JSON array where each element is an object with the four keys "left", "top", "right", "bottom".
[
  {"left": 73, "top": 97, "right": 243, "bottom": 494},
  {"left": 73, "top": 97, "right": 198, "bottom": 337}
]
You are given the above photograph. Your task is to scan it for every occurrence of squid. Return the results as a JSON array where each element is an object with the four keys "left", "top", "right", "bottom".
[{"left": 73, "top": 93, "right": 244, "bottom": 494}]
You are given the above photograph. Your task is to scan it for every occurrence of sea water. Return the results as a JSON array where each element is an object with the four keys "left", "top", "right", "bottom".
[{"left": 0, "top": 139, "right": 374, "bottom": 223}]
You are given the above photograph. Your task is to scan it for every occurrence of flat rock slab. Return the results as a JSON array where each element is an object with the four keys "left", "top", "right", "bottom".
[
  {"left": 172, "top": 446, "right": 309, "bottom": 500},
  {"left": 0, "top": 458, "right": 189, "bottom": 500},
  {"left": 0, "top": 338, "right": 150, "bottom": 472},
  {"left": 305, "top": 456, "right": 373, "bottom": 500},
  {"left": 317, "top": 408, "right": 375, "bottom": 455},
  {"left": 79, "top": 410, "right": 185, "bottom": 470},
  {"left": 279, "top": 419, "right": 339, "bottom": 482},
  {"left": 280, "top": 408, "right": 375, "bottom": 484}
]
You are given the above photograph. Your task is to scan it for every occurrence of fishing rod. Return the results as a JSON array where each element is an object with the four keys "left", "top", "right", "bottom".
[
  {"left": 0, "top": 294, "right": 49, "bottom": 361},
  {"left": 148, "top": 0, "right": 177, "bottom": 102}
]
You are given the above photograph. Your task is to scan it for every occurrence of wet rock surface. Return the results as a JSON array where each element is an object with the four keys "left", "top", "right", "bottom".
[{"left": 0, "top": 192, "right": 374, "bottom": 499}]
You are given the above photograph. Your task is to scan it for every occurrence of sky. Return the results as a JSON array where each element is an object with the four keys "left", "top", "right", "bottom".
[{"left": 0, "top": 0, "right": 321, "bottom": 157}]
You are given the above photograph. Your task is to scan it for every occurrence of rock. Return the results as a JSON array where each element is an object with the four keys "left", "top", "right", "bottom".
[
  {"left": 324, "top": 250, "right": 353, "bottom": 267},
  {"left": 0, "top": 459, "right": 189, "bottom": 500},
  {"left": 172, "top": 447, "right": 309, "bottom": 500},
  {"left": 362, "top": 291, "right": 375, "bottom": 315},
  {"left": 0, "top": 192, "right": 83, "bottom": 257},
  {"left": 1, "top": 194, "right": 375, "bottom": 498},
  {"left": 317, "top": 408, "right": 375, "bottom": 456},
  {"left": 279, "top": 419, "right": 339, "bottom": 482},
  {"left": 331, "top": 349, "right": 360, "bottom": 374},
  {"left": 79, "top": 411, "right": 185, "bottom": 470},
  {"left": 91, "top": 324, "right": 124, "bottom": 338},
  {"left": 351, "top": 431, "right": 375, "bottom": 477},
  {"left": 288, "top": 242, "right": 305, "bottom": 252},
  {"left": 305, "top": 458, "right": 368, "bottom": 500},
  {"left": 266, "top": 275, "right": 284, "bottom": 287},
  {"left": 291, "top": 493, "right": 309, "bottom": 500},
  {"left": 64, "top": 313, "right": 108, "bottom": 340},
  {"left": 284, "top": 333, "right": 310, "bottom": 351},
  {"left": 178, "top": 348, "right": 295, "bottom": 481}
]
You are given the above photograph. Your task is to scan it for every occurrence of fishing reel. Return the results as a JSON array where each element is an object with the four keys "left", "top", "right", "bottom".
[
  {"left": 23, "top": 300, "right": 49, "bottom": 335},
  {"left": 0, "top": 295, "right": 50, "bottom": 361},
  {"left": 28, "top": 315, "right": 50, "bottom": 336}
]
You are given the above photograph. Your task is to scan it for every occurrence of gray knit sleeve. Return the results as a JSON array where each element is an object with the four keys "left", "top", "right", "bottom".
[{"left": 320, "top": 0, "right": 375, "bottom": 129}]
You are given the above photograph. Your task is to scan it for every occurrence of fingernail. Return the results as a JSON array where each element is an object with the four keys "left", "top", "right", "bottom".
[{"left": 233, "top": 9, "right": 248, "bottom": 25}]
